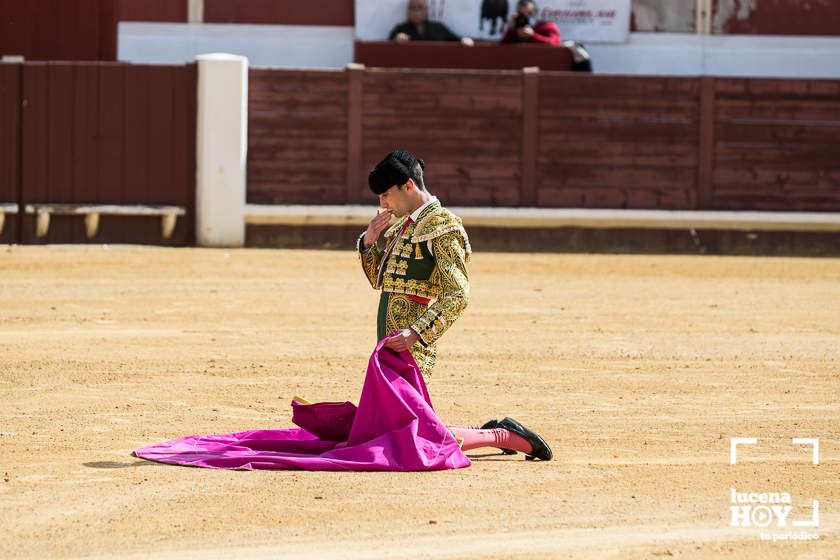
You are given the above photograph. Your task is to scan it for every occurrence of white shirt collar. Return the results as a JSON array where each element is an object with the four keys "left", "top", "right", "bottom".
[{"left": 410, "top": 196, "right": 438, "bottom": 222}]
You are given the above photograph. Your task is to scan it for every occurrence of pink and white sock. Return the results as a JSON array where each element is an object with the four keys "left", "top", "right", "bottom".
[{"left": 448, "top": 427, "right": 533, "bottom": 454}]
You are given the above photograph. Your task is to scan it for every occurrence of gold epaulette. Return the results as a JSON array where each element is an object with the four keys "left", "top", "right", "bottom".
[{"left": 411, "top": 207, "right": 472, "bottom": 261}]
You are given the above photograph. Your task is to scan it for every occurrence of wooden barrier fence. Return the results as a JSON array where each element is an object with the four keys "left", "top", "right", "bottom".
[
  {"left": 1, "top": 62, "right": 838, "bottom": 246},
  {"left": 0, "top": 61, "right": 196, "bottom": 244},
  {"left": 247, "top": 67, "right": 840, "bottom": 212}
]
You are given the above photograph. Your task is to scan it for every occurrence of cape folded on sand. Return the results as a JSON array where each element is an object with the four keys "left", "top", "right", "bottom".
[{"left": 133, "top": 339, "right": 471, "bottom": 471}]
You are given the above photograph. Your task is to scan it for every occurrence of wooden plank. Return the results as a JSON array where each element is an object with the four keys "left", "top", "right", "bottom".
[
  {"left": 537, "top": 187, "right": 696, "bottom": 210},
  {"left": 539, "top": 95, "right": 700, "bottom": 116},
  {"left": 169, "top": 63, "right": 190, "bottom": 208},
  {"left": 363, "top": 115, "right": 521, "bottom": 138},
  {"left": 53, "top": 2, "right": 80, "bottom": 59},
  {"left": 537, "top": 187, "right": 623, "bottom": 208},
  {"left": 13, "top": 62, "right": 191, "bottom": 244},
  {"left": 0, "top": 0, "right": 115, "bottom": 61},
  {"left": 712, "top": 166, "right": 840, "bottom": 193},
  {"left": 363, "top": 70, "right": 522, "bottom": 95},
  {"left": 96, "top": 0, "right": 119, "bottom": 60},
  {"left": 118, "top": 0, "right": 189, "bottom": 22},
  {"left": 355, "top": 41, "right": 572, "bottom": 71},
  {"left": 251, "top": 91, "right": 349, "bottom": 107},
  {"left": 538, "top": 164, "right": 697, "bottom": 191},
  {"left": 249, "top": 69, "right": 346, "bottom": 91},
  {"left": 45, "top": 65, "right": 75, "bottom": 204},
  {"left": 520, "top": 68, "right": 537, "bottom": 207},
  {"left": 539, "top": 119, "right": 697, "bottom": 143},
  {"left": 363, "top": 136, "right": 520, "bottom": 157},
  {"left": 250, "top": 86, "right": 349, "bottom": 103},
  {"left": 708, "top": 195, "right": 840, "bottom": 212},
  {"left": 79, "top": 1, "right": 103, "bottom": 58},
  {"left": 250, "top": 115, "right": 347, "bottom": 133},
  {"left": 248, "top": 185, "right": 349, "bottom": 205},
  {"left": 28, "top": 1, "right": 55, "bottom": 61},
  {"left": 248, "top": 162, "right": 347, "bottom": 177},
  {"left": 540, "top": 74, "right": 700, "bottom": 97},
  {"left": 0, "top": 65, "right": 20, "bottom": 203},
  {"left": 21, "top": 63, "right": 57, "bottom": 241},
  {"left": 72, "top": 64, "right": 98, "bottom": 203},
  {"left": 247, "top": 171, "right": 347, "bottom": 187},
  {"left": 249, "top": 137, "right": 347, "bottom": 152},
  {"left": 715, "top": 78, "right": 840, "bottom": 97},
  {"left": 21, "top": 64, "right": 49, "bottom": 207},
  {"left": 146, "top": 65, "right": 174, "bottom": 205},
  {"left": 714, "top": 144, "right": 840, "bottom": 166},
  {"left": 97, "top": 64, "right": 125, "bottom": 206},
  {"left": 363, "top": 94, "right": 522, "bottom": 116},
  {"left": 625, "top": 189, "right": 665, "bottom": 209},
  {"left": 541, "top": 107, "right": 698, "bottom": 123},
  {"left": 204, "top": 0, "right": 354, "bottom": 26},
  {"left": 247, "top": 67, "right": 349, "bottom": 205},
  {"left": 122, "top": 64, "right": 149, "bottom": 206},
  {"left": 0, "top": 63, "right": 21, "bottom": 243},
  {"left": 715, "top": 98, "right": 840, "bottom": 122},
  {"left": 539, "top": 139, "right": 697, "bottom": 163},
  {"left": 243, "top": 69, "right": 840, "bottom": 212},
  {"left": 536, "top": 75, "right": 702, "bottom": 211},
  {"left": 173, "top": 62, "right": 196, "bottom": 242},
  {"left": 697, "top": 76, "right": 715, "bottom": 209},
  {"left": 248, "top": 161, "right": 347, "bottom": 177},
  {"left": 715, "top": 122, "right": 840, "bottom": 144},
  {"left": 250, "top": 92, "right": 348, "bottom": 111},
  {"left": 345, "top": 65, "right": 363, "bottom": 204}
]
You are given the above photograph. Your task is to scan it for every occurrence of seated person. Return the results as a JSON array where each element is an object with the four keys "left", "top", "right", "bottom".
[
  {"left": 563, "top": 40, "right": 593, "bottom": 72},
  {"left": 501, "top": 0, "right": 561, "bottom": 46},
  {"left": 390, "top": 0, "right": 475, "bottom": 46}
]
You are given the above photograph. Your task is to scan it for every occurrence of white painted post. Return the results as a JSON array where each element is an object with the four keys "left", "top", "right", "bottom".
[
  {"left": 188, "top": 0, "right": 204, "bottom": 24},
  {"left": 195, "top": 53, "right": 248, "bottom": 247},
  {"left": 696, "top": 0, "right": 712, "bottom": 35}
]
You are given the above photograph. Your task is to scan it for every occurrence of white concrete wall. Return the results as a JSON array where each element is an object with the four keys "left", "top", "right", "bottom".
[
  {"left": 585, "top": 32, "right": 840, "bottom": 77},
  {"left": 118, "top": 22, "right": 354, "bottom": 68},
  {"left": 120, "top": 23, "right": 840, "bottom": 78}
]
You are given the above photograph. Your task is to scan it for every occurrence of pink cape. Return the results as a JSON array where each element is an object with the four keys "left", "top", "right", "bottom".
[{"left": 133, "top": 339, "right": 471, "bottom": 471}]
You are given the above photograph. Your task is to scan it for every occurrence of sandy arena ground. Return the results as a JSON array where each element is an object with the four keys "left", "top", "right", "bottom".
[{"left": 1, "top": 245, "right": 838, "bottom": 559}]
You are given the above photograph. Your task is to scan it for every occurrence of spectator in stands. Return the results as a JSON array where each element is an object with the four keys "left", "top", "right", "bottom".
[
  {"left": 563, "top": 40, "right": 593, "bottom": 72},
  {"left": 390, "top": 0, "right": 475, "bottom": 46},
  {"left": 501, "top": 0, "right": 561, "bottom": 46}
]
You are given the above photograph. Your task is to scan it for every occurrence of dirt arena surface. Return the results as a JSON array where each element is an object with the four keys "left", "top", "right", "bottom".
[{"left": 1, "top": 245, "right": 838, "bottom": 559}]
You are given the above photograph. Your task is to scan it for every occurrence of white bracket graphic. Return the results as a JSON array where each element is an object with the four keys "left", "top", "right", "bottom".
[
  {"left": 730, "top": 437, "right": 820, "bottom": 465},
  {"left": 730, "top": 437, "right": 757, "bottom": 465},
  {"left": 792, "top": 438, "right": 820, "bottom": 465},
  {"left": 792, "top": 500, "right": 820, "bottom": 527}
]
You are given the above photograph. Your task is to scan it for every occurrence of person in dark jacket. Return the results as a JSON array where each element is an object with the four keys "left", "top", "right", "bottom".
[
  {"left": 390, "top": 0, "right": 475, "bottom": 46},
  {"left": 501, "top": 0, "right": 561, "bottom": 45}
]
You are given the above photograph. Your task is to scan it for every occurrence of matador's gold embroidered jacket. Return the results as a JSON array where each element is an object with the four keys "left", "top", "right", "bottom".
[{"left": 358, "top": 200, "right": 471, "bottom": 378}]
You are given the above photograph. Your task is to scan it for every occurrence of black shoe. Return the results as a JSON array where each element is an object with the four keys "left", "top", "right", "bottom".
[
  {"left": 498, "top": 417, "right": 553, "bottom": 461},
  {"left": 480, "top": 419, "right": 517, "bottom": 455}
]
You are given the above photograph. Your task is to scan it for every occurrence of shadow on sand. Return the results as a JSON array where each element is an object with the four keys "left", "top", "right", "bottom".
[{"left": 83, "top": 459, "right": 159, "bottom": 469}]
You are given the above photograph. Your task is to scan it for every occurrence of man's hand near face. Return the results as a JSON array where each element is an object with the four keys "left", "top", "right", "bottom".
[{"left": 363, "top": 209, "right": 392, "bottom": 249}]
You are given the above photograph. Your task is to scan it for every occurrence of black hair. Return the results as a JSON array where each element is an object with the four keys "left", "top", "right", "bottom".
[
  {"left": 409, "top": 160, "right": 426, "bottom": 191},
  {"left": 368, "top": 149, "right": 426, "bottom": 194}
]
